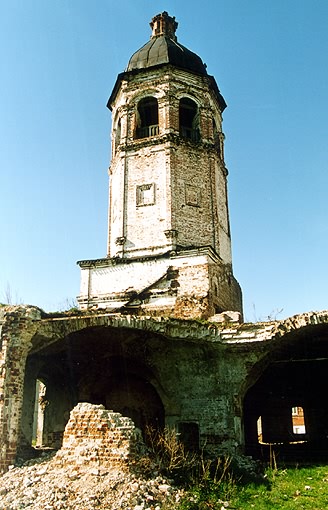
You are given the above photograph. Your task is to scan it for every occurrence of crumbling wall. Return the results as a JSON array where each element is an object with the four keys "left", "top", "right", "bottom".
[
  {"left": 54, "top": 403, "right": 143, "bottom": 470},
  {"left": 2, "top": 307, "right": 328, "bottom": 472}
]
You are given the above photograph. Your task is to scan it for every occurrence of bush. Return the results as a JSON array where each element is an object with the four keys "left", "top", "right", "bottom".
[
  {"left": 141, "top": 426, "right": 238, "bottom": 508},
  {"left": 143, "top": 426, "right": 197, "bottom": 483}
]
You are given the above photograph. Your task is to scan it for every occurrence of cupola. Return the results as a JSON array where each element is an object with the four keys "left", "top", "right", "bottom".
[{"left": 126, "top": 11, "right": 208, "bottom": 76}]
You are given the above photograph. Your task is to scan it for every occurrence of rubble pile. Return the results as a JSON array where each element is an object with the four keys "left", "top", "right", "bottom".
[
  {"left": 0, "top": 404, "right": 183, "bottom": 509},
  {"left": 0, "top": 453, "right": 182, "bottom": 509}
]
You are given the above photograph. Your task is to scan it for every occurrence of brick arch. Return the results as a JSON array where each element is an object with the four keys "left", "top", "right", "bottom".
[
  {"left": 241, "top": 312, "right": 328, "bottom": 461},
  {"left": 33, "top": 314, "right": 219, "bottom": 354},
  {"left": 21, "top": 320, "right": 179, "bottom": 454},
  {"left": 129, "top": 86, "right": 163, "bottom": 101},
  {"left": 81, "top": 355, "right": 165, "bottom": 431},
  {"left": 175, "top": 91, "right": 202, "bottom": 106},
  {"left": 239, "top": 311, "right": 328, "bottom": 401}
]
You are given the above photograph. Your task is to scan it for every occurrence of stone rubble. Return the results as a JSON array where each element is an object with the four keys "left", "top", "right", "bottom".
[
  {"left": 0, "top": 403, "right": 184, "bottom": 509},
  {"left": 0, "top": 452, "right": 183, "bottom": 510}
]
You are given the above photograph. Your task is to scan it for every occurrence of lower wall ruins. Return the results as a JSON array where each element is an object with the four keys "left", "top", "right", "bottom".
[{"left": 1, "top": 305, "right": 328, "bottom": 472}]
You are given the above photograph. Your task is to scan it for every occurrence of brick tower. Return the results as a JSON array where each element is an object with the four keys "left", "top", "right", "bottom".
[{"left": 77, "top": 12, "right": 242, "bottom": 318}]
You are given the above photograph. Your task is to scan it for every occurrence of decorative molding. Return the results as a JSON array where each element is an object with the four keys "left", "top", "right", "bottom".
[
  {"left": 136, "top": 183, "right": 155, "bottom": 206},
  {"left": 185, "top": 183, "right": 201, "bottom": 207}
]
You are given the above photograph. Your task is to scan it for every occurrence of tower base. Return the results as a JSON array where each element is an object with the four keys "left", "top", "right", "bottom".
[{"left": 77, "top": 247, "right": 242, "bottom": 320}]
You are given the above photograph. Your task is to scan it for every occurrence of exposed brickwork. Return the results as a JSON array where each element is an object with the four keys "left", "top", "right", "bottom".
[{"left": 54, "top": 403, "right": 141, "bottom": 469}]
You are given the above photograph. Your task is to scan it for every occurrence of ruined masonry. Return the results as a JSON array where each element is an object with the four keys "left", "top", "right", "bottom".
[
  {"left": 1, "top": 12, "right": 328, "bottom": 473},
  {"left": 53, "top": 403, "right": 141, "bottom": 470}
]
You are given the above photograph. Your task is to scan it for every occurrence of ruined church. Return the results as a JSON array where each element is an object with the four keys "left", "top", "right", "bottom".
[{"left": 1, "top": 12, "right": 328, "bottom": 473}]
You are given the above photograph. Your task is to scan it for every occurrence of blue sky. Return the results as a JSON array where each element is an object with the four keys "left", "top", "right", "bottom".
[{"left": 0, "top": 0, "right": 327, "bottom": 321}]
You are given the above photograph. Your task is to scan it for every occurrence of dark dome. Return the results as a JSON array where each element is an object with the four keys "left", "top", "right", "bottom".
[
  {"left": 126, "top": 12, "right": 207, "bottom": 76},
  {"left": 127, "top": 36, "right": 207, "bottom": 75}
]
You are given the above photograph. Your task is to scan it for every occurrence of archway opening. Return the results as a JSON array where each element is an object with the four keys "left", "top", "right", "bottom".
[
  {"left": 179, "top": 97, "right": 200, "bottom": 141},
  {"left": 136, "top": 96, "right": 159, "bottom": 138},
  {"left": 244, "top": 329, "right": 328, "bottom": 463},
  {"left": 21, "top": 326, "right": 166, "bottom": 457}
]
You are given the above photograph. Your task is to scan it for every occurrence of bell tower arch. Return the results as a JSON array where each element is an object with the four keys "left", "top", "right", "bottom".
[{"left": 78, "top": 12, "right": 242, "bottom": 319}]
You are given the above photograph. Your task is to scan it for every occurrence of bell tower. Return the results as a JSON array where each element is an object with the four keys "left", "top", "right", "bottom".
[{"left": 77, "top": 12, "right": 242, "bottom": 319}]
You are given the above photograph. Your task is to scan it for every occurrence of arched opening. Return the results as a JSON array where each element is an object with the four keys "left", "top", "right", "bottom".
[
  {"left": 179, "top": 97, "right": 200, "bottom": 142},
  {"left": 80, "top": 355, "right": 164, "bottom": 431},
  {"left": 135, "top": 96, "right": 159, "bottom": 139},
  {"left": 243, "top": 326, "right": 328, "bottom": 462},
  {"left": 20, "top": 326, "right": 166, "bottom": 457}
]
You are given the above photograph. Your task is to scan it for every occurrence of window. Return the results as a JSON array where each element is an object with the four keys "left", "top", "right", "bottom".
[
  {"left": 114, "top": 118, "right": 121, "bottom": 153},
  {"left": 32, "top": 379, "right": 47, "bottom": 447},
  {"left": 257, "top": 416, "right": 263, "bottom": 442},
  {"left": 212, "top": 276, "right": 219, "bottom": 296},
  {"left": 135, "top": 97, "right": 159, "bottom": 139},
  {"left": 179, "top": 98, "right": 200, "bottom": 142},
  {"left": 178, "top": 422, "right": 199, "bottom": 451},
  {"left": 291, "top": 406, "right": 306, "bottom": 435},
  {"left": 213, "top": 119, "right": 221, "bottom": 155}
]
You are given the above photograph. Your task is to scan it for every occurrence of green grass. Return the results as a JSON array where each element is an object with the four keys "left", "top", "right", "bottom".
[
  {"left": 231, "top": 465, "right": 328, "bottom": 509},
  {"left": 175, "top": 465, "right": 328, "bottom": 510}
]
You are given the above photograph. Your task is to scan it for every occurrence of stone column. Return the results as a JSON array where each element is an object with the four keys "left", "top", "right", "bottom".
[{"left": 0, "top": 306, "right": 40, "bottom": 472}]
